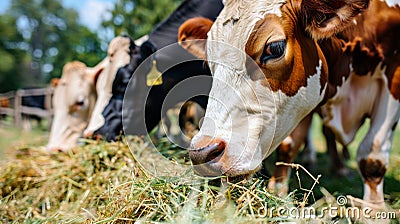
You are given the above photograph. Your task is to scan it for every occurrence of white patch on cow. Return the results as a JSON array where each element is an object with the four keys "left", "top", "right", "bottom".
[
  {"left": 267, "top": 0, "right": 285, "bottom": 17},
  {"left": 370, "top": 94, "right": 400, "bottom": 155},
  {"left": 194, "top": 57, "right": 325, "bottom": 175},
  {"left": 322, "top": 64, "right": 394, "bottom": 145},
  {"left": 363, "top": 180, "right": 385, "bottom": 205},
  {"left": 84, "top": 36, "right": 131, "bottom": 135},
  {"left": 282, "top": 136, "right": 294, "bottom": 148},
  {"left": 134, "top": 35, "right": 149, "bottom": 46},
  {"left": 268, "top": 60, "right": 324, "bottom": 152}
]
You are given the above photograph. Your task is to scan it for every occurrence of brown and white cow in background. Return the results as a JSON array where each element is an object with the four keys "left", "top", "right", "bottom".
[
  {"left": 82, "top": 36, "right": 133, "bottom": 137},
  {"left": 46, "top": 60, "right": 105, "bottom": 151},
  {"left": 187, "top": 0, "right": 399, "bottom": 208},
  {"left": 47, "top": 36, "right": 133, "bottom": 151}
]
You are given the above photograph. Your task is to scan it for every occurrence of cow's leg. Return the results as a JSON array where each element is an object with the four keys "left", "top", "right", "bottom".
[
  {"left": 357, "top": 95, "right": 400, "bottom": 208},
  {"left": 268, "top": 113, "right": 313, "bottom": 195},
  {"left": 342, "top": 145, "right": 350, "bottom": 160},
  {"left": 299, "top": 126, "right": 317, "bottom": 170},
  {"left": 323, "top": 125, "right": 349, "bottom": 177}
]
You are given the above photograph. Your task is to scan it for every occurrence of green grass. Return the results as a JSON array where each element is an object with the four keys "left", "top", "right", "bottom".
[
  {"left": 282, "top": 115, "right": 400, "bottom": 204},
  {"left": 0, "top": 123, "right": 48, "bottom": 160}
]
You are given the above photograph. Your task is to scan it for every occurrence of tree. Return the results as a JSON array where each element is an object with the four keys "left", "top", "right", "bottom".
[
  {"left": 0, "top": 13, "right": 26, "bottom": 92},
  {"left": 1, "top": 0, "right": 104, "bottom": 90},
  {"left": 102, "top": 0, "right": 182, "bottom": 40}
]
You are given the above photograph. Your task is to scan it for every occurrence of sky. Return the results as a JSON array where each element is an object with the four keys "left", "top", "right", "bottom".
[{"left": 0, "top": 0, "right": 115, "bottom": 31}]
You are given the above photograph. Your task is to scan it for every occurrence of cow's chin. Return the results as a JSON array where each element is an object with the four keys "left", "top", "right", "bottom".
[
  {"left": 192, "top": 150, "right": 263, "bottom": 179},
  {"left": 46, "top": 143, "right": 74, "bottom": 153},
  {"left": 192, "top": 161, "right": 261, "bottom": 186}
]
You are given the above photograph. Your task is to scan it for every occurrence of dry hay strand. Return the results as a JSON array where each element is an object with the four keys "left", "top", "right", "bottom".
[{"left": 0, "top": 139, "right": 136, "bottom": 222}]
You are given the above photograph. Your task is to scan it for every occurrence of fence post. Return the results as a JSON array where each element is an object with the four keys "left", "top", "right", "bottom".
[
  {"left": 14, "top": 90, "right": 22, "bottom": 127},
  {"left": 45, "top": 87, "right": 53, "bottom": 129}
]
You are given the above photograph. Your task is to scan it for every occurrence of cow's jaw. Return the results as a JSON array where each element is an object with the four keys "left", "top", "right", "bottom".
[
  {"left": 191, "top": 62, "right": 269, "bottom": 176},
  {"left": 47, "top": 111, "right": 89, "bottom": 152},
  {"left": 47, "top": 68, "right": 97, "bottom": 152}
]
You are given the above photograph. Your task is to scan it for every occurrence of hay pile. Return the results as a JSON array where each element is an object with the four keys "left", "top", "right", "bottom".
[
  {"left": 0, "top": 139, "right": 135, "bottom": 222},
  {"left": 1, "top": 137, "right": 395, "bottom": 223}
]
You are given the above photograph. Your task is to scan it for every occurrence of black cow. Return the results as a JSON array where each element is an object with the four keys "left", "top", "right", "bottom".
[{"left": 94, "top": 0, "right": 223, "bottom": 141}]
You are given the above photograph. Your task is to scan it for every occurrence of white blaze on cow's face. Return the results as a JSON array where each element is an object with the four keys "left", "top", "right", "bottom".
[
  {"left": 83, "top": 36, "right": 132, "bottom": 136},
  {"left": 190, "top": 0, "right": 369, "bottom": 176},
  {"left": 47, "top": 60, "right": 106, "bottom": 152}
]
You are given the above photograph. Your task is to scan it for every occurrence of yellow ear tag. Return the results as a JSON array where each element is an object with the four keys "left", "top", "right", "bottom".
[{"left": 146, "top": 60, "right": 163, "bottom": 86}]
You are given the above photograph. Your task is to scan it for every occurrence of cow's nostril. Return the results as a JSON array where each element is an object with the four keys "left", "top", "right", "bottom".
[
  {"left": 75, "top": 100, "right": 84, "bottom": 106},
  {"left": 205, "top": 143, "right": 224, "bottom": 162},
  {"left": 190, "top": 140, "right": 226, "bottom": 165}
]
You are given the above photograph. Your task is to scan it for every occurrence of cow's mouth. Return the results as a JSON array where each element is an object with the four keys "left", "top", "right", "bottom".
[{"left": 226, "top": 173, "right": 254, "bottom": 183}]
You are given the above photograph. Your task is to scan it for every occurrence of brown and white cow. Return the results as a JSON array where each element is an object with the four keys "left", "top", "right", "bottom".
[
  {"left": 180, "top": 15, "right": 350, "bottom": 181},
  {"left": 188, "top": 0, "right": 399, "bottom": 207},
  {"left": 179, "top": 16, "right": 350, "bottom": 191},
  {"left": 46, "top": 60, "right": 105, "bottom": 151},
  {"left": 47, "top": 36, "right": 132, "bottom": 151}
]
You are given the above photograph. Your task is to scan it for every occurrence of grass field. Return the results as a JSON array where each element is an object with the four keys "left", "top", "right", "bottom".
[
  {"left": 0, "top": 116, "right": 400, "bottom": 223},
  {"left": 279, "top": 116, "right": 400, "bottom": 205},
  {"left": 0, "top": 123, "right": 48, "bottom": 159}
]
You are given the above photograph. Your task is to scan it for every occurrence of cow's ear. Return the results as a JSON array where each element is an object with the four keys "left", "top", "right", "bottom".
[
  {"left": 50, "top": 78, "right": 60, "bottom": 87},
  {"left": 301, "top": 0, "right": 370, "bottom": 39},
  {"left": 86, "top": 67, "right": 104, "bottom": 86},
  {"left": 178, "top": 17, "right": 213, "bottom": 60},
  {"left": 180, "top": 39, "right": 208, "bottom": 60},
  {"left": 92, "top": 68, "right": 103, "bottom": 86},
  {"left": 140, "top": 41, "right": 157, "bottom": 60}
]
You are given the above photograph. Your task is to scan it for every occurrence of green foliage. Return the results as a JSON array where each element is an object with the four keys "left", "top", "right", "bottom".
[
  {"left": 102, "top": 0, "right": 182, "bottom": 39},
  {"left": 0, "top": 0, "right": 104, "bottom": 91},
  {"left": 0, "top": 0, "right": 185, "bottom": 92},
  {"left": 0, "top": 14, "right": 26, "bottom": 91}
]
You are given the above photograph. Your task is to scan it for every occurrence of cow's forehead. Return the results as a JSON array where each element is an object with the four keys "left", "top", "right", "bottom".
[
  {"left": 207, "top": 0, "right": 286, "bottom": 70},
  {"left": 108, "top": 36, "right": 130, "bottom": 54},
  {"left": 61, "top": 61, "right": 86, "bottom": 81}
]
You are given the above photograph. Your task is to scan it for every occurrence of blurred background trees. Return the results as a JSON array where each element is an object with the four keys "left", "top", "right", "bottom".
[
  {"left": 0, "top": 0, "right": 181, "bottom": 92},
  {"left": 102, "top": 0, "right": 180, "bottom": 39}
]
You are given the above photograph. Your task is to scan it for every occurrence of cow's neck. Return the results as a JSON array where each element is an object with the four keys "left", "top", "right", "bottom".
[{"left": 317, "top": 0, "right": 400, "bottom": 144}]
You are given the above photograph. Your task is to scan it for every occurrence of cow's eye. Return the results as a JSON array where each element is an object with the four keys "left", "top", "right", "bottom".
[{"left": 260, "top": 40, "right": 286, "bottom": 64}]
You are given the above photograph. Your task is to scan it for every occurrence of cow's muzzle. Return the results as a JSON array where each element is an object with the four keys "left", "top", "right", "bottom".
[{"left": 189, "top": 136, "right": 227, "bottom": 176}]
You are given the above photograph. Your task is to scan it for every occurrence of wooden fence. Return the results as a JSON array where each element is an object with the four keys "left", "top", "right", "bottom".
[{"left": 0, "top": 87, "right": 54, "bottom": 128}]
